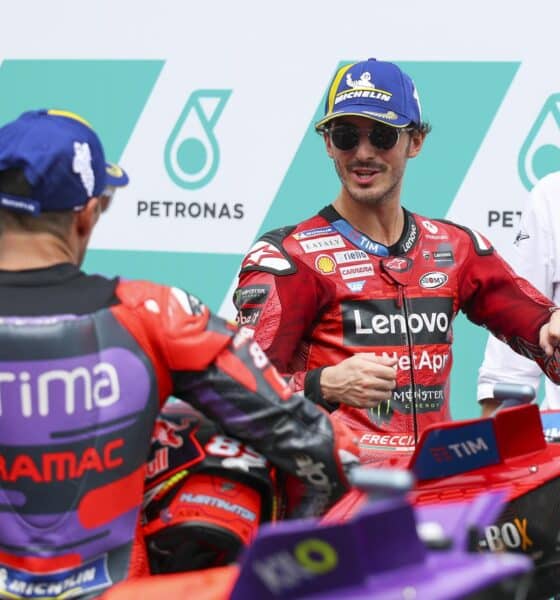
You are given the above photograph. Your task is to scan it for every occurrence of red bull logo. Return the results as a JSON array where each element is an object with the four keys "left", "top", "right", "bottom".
[{"left": 151, "top": 417, "right": 193, "bottom": 448}]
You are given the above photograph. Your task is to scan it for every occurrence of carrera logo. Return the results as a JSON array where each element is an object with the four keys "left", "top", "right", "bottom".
[
  {"left": 340, "top": 263, "right": 374, "bottom": 280},
  {"left": 419, "top": 272, "right": 448, "bottom": 289},
  {"left": 342, "top": 297, "right": 453, "bottom": 346},
  {"left": 315, "top": 254, "right": 336, "bottom": 274}
]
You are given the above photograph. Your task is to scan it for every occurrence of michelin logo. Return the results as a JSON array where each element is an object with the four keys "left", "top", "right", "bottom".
[{"left": 0, "top": 556, "right": 111, "bottom": 598}]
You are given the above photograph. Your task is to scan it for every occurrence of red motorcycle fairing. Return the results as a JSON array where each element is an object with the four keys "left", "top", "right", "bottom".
[
  {"left": 324, "top": 404, "right": 560, "bottom": 600},
  {"left": 99, "top": 566, "right": 238, "bottom": 600}
]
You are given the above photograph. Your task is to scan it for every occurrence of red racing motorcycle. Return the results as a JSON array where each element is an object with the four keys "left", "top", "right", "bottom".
[{"left": 324, "top": 384, "right": 560, "bottom": 600}]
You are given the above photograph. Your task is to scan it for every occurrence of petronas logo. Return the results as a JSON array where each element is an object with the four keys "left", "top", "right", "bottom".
[
  {"left": 518, "top": 93, "right": 560, "bottom": 190},
  {"left": 165, "top": 89, "right": 232, "bottom": 190}
]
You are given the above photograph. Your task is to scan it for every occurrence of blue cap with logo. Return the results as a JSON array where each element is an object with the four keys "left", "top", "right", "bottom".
[
  {"left": 0, "top": 109, "right": 107, "bottom": 215},
  {"left": 315, "top": 58, "right": 422, "bottom": 130},
  {"left": 104, "top": 162, "right": 129, "bottom": 190}
]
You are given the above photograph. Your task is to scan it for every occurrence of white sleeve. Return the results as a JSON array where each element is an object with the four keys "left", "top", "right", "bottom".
[
  {"left": 477, "top": 334, "right": 541, "bottom": 401},
  {"left": 477, "top": 174, "right": 558, "bottom": 402},
  {"left": 511, "top": 176, "right": 555, "bottom": 297}
]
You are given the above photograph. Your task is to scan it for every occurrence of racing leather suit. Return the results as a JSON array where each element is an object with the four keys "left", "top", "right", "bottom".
[
  {"left": 478, "top": 172, "right": 560, "bottom": 409},
  {"left": 0, "top": 264, "right": 355, "bottom": 599},
  {"left": 234, "top": 205, "right": 560, "bottom": 464}
]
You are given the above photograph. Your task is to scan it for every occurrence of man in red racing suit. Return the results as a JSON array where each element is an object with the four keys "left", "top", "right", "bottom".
[
  {"left": 0, "top": 109, "right": 357, "bottom": 599},
  {"left": 234, "top": 58, "right": 560, "bottom": 467},
  {"left": 236, "top": 207, "right": 560, "bottom": 464}
]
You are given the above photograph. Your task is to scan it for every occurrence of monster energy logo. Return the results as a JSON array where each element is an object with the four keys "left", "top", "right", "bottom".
[{"left": 368, "top": 384, "right": 444, "bottom": 425}]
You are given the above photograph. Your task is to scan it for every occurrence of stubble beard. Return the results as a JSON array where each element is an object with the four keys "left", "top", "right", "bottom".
[{"left": 334, "top": 158, "right": 405, "bottom": 208}]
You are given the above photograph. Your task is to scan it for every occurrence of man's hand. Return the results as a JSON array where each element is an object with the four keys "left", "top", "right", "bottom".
[
  {"left": 320, "top": 353, "right": 397, "bottom": 408},
  {"left": 539, "top": 309, "right": 560, "bottom": 356}
]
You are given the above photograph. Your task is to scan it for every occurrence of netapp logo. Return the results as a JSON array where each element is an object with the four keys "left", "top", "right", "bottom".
[{"left": 342, "top": 297, "right": 453, "bottom": 346}]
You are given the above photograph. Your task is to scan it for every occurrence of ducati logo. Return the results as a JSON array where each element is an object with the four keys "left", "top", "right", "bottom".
[{"left": 383, "top": 257, "right": 413, "bottom": 272}]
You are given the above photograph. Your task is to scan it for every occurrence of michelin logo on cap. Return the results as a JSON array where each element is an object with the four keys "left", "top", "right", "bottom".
[{"left": 315, "top": 58, "right": 422, "bottom": 130}]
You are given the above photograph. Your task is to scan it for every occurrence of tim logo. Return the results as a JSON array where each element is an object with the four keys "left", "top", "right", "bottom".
[
  {"left": 430, "top": 438, "right": 489, "bottom": 462},
  {"left": 165, "top": 89, "right": 232, "bottom": 190},
  {"left": 412, "top": 420, "right": 500, "bottom": 481},
  {"left": 429, "top": 446, "right": 453, "bottom": 462}
]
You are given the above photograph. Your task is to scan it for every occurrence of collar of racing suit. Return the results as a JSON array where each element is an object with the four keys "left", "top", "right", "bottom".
[{"left": 319, "top": 205, "right": 419, "bottom": 257}]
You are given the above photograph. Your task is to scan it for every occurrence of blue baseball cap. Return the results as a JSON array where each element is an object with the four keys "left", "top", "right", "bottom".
[
  {"left": 104, "top": 162, "right": 129, "bottom": 190},
  {"left": 0, "top": 109, "right": 107, "bottom": 215},
  {"left": 315, "top": 58, "right": 422, "bottom": 130}
]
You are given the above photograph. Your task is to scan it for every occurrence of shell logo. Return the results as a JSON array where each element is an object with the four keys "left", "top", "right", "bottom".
[{"left": 315, "top": 254, "right": 336, "bottom": 274}]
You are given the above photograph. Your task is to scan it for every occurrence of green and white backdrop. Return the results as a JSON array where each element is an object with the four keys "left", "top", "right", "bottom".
[{"left": 2, "top": 0, "right": 559, "bottom": 419}]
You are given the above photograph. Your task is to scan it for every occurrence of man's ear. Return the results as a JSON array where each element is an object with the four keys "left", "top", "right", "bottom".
[
  {"left": 75, "top": 197, "right": 102, "bottom": 237},
  {"left": 324, "top": 131, "right": 335, "bottom": 159},
  {"left": 407, "top": 130, "right": 426, "bottom": 158}
]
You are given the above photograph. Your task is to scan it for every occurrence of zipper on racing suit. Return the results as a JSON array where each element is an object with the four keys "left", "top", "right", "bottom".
[{"left": 397, "top": 284, "right": 419, "bottom": 445}]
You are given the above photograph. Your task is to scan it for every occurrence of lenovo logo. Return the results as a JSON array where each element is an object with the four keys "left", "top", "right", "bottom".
[{"left": 342, "top": 297, "right": 453, "bottom": 346}]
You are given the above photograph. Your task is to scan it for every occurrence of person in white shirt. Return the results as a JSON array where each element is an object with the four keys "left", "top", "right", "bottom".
[{"left": 478, "top": 172, "right": 560, "bottom": 415}]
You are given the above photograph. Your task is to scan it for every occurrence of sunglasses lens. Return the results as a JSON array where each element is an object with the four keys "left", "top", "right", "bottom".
[
  {"left": 368, "top": 126, "right": 399, "bottom": 150},
  {"left": 330, "top": 126, "right": 360, "bottom": 151},
  {"left": 330, "top": 124, "right": 401, "bottom": 151}
]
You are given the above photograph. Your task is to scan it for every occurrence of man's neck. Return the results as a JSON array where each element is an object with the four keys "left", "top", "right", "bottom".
[
  {"left": 0, "top": 231, "right": 76, "bottom": 270},
  {"left": 332, "top": 196, "right": 405, "bottom": 247}
]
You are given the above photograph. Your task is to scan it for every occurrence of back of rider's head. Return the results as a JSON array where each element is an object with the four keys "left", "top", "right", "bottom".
[{"left": 0, "top": 109, "right": 107, "bottom": 265}]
